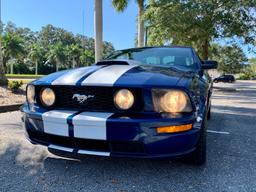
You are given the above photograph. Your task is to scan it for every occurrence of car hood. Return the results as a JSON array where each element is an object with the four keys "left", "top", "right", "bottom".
[
  {"left": 111, "top": 65, "right": 192, "bottom": 88},
  {"left": 33, "top": 64, "right": 193, "bottom": 88}
]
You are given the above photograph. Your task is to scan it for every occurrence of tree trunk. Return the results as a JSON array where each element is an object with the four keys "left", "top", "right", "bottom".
[
  {"left": 56, "top": 58, "right": 60, "bottom": 72},
  {"left": 0, "top": 69, "right": 7, "bottom": 85},
  {"left": 35, "top": 60, "right": 38, "bottom": 75},
  {"left": 72, "top": 57, "right": 76, "bottom": 68},
  {"left": 94, "top": 0, "right": 103, "bottom": 62},
  {"left": 202, "top": 40, "right": 209, "bottom": 60},
  {"left": 3, "top": 56, "right": 7, "bottom": 70},
  {"left": 137, "top": 0, "right": 145, "bottom": 47},
  {"left": 11, "top": 62, "right": 14, "bottom": 74},
  {"left": 0, "top": 44, "right": 7, "bottom": 85},
  {"left": 0, "top": 5, "right": 8, "bottom": 85}
]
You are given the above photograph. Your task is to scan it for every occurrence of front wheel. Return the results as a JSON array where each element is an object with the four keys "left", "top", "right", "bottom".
[{"left": 189, "top": 119, "right": 207, "bottom": 165}]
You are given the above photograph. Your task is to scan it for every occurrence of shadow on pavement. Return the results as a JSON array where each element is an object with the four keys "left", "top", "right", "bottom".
[{"left": 212, "top": 105, "right": 256, "bottom": 117}]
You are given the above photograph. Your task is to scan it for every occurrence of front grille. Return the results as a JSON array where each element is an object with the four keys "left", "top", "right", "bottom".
[
  {"left": 28, "top": 130, "right": 145, "bottom": 154},
  {"left": 28, "top": 130, "right": 110, "bottom": 152},
  {"left": 36, "top": 86, "right": 144, "bottom": 112},
  {"left": 111, "top": 141, "right": 145, "bottom": 154}
]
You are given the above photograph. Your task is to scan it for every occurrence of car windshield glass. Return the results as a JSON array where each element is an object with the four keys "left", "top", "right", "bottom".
[{"left": 106, "top": 47, "right": 196, "bottom": 70}]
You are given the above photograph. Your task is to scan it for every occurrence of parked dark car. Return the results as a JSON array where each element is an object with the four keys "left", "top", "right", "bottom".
[
  {"left": 21, "top": 46, "right": 218, "bottom": 165},
  {"left": 213, "top": 75, "right": 235, "bottom": 83}
]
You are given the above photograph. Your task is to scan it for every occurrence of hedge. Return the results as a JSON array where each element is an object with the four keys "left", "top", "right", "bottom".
[
  {"left": 6, "top": 74, "right": 44, "bottom": 79},
  {"left": 8, "top": 79, "right": 34, "bottom": 84}
]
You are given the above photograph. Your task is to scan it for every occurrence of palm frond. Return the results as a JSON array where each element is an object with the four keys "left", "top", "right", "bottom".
[{"left": 112, "top": 0, "right": 129, "bottom": 12}]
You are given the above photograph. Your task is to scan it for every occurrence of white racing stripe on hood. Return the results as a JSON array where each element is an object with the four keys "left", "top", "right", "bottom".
[
  {"left": 81, "top": 65, "right": 137, "bottom": 86},
  {"left": 51, "top": 66, "right": 100, "bottom": 85}
]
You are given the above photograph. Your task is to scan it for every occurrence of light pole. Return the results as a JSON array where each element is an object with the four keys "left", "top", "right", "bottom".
[{"left": 94, "top": 0, "right": 103, "bottom": 62}]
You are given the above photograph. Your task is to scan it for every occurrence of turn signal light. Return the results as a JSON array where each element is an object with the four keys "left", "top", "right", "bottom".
[{"left": 157, "top": 124, "right": 193, "bottom": 134}]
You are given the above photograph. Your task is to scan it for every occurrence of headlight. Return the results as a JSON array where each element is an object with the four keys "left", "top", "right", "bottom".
[
  {"left": 152, "top": 89, "right": 192, "bottom": 113},
  {"left": 114, "top": 89, "right": 134, "bottom": 110},
  {"left": 26, "top": 85, "right": 35, "bottom": 104},
  {"left": 40, "top": 88, "right": 56, "bottom": 107}
]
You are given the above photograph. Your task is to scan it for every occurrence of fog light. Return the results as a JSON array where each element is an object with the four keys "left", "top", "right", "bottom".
[{"left": 157, "top": 124, "right": 192, "bottom": 133}]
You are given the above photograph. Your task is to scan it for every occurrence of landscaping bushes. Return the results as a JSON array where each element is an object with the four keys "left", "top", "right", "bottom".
[
  {"left": 6, "top": 74, "right": 44, "bottom": 79},
  {"left": 8, "top": 80, "right": 23, "bottom": 92}
]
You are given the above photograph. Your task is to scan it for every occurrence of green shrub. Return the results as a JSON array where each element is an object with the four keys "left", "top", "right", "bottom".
[
  {"left": 6, "top": 74, "right": 44, "bottom": 79},
  {"left": 238, "top": 73, "right": 256, "bottom": 80},
  {"left": 20, "top": 79, "right": 33, "bottom": 84},
  {"left": 238, "top": 74, "right": 248, "bottom": 80},
  {"left": 8, "top": 80, "right": 23, "bottom": 92}
]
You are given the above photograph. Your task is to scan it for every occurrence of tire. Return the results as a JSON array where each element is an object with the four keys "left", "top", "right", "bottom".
[{"left": 189, "top": 118, "right": 207, "bottom": 165}]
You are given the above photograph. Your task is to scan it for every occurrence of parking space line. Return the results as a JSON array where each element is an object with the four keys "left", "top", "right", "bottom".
[{"left": 207, "top": 130, "right": 230, "bottom": 135}]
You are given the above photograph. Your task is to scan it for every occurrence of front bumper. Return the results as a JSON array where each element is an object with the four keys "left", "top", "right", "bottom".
[{"left": 21, "top": 104, "right": 203, "bottom": 159}]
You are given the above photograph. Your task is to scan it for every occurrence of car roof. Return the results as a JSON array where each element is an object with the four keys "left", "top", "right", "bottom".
[{"left": 115, "top": 46, "right": 193, "bottom": 52}]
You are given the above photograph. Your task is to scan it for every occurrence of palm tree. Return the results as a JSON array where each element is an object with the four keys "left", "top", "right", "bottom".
[
  {"left": 66, "top": 44, "right": 81, "bottom": 68},
  {"left": 80, "top": 49, "right": 95, "bottom": 66},
  {"left": 28, "top": 43, "right": 44, "bottom": 74},
  {"left": 2, "top": 33, "right": 25, "bottom": 74},
  {"left": 47, "top": 42, "right": 66, "bottom": 71},
  {"left": 0, "top": 38, "right": 7, "bottom": 85},
  {"left": 0, "top": 0, "right": 7, "bottom": 85},
  {"left": 94, "top": 0, "right": 103, "bottom": 62},
  {"left": 112, "top": 0, "right": 145, "bottom": 47}
]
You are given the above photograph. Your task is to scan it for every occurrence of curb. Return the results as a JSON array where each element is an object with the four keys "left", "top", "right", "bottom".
[{"left": 0, "top": 104, "right": 22, "bottom": 113}]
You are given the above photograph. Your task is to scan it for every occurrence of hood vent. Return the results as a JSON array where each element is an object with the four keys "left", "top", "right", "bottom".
[
  {"left": 96, "top": 60, "right": 130, "bottom": 66},
  {"left": 96, "top": 59, "right": 141, "bottom": 66}
]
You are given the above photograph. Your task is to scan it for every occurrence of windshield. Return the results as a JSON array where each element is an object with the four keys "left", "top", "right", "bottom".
[{"left": 106, "top": 47, "right": 196, "bottom": 69}]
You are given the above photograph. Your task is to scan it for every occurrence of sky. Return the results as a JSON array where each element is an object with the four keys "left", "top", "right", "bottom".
[
  {"left": 2, "top": 0, "right": 137, "bottom": 50},
  {"left": 2, "top": 0, "right": 255, "bottom": 59}
]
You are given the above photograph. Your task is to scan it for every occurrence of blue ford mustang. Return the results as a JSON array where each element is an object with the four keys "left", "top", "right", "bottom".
[{"left": 21, "top": 46, "right": 217, "bottom": 165}]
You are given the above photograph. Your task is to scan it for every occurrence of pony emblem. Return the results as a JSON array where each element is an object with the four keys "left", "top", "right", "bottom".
[{"left": 72, "top": 94, "right": 95, "bottom": 104}]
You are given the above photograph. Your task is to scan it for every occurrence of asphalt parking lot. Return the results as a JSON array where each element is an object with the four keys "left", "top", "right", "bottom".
[{"left": 0, "top": 81, "right": 256, "bottom": 192}]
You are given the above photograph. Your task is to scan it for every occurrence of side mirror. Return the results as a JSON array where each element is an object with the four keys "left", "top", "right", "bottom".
[{"left": 202, "top": 60, "right": 218, "bottom": 69}]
